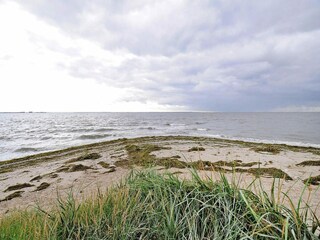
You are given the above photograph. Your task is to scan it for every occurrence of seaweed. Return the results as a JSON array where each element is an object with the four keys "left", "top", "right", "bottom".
[
  {"left": 4, "top": 183, "right": 34, "bottom": 192},
  {"left": 30, "top": 175, "right": 42, "bottom": 182},
  {"left": 115, "top": 160, "right": 130, "bottom": 167},
  {"left": 103, "top": 168, "right": 116, "bottom": 173},
  {"left": 69, "top": 164, "right": 92, "bottom": 172},
  {"left": 188, "top": 147, "right": 205, "bottom": 152},
  {"left": 33, "top": 182, "right": 50, "bottom": 192},
  {"left": 122, "top": 144, "right": 291, "bottom": 179},
  {"left": 244, "top": 168, "right": 292, "bottom": 180},
  {"left": 1, "top": 136, "right": 320, "bottom": 175},
  {"left": 252, "top": 145, "right": 281, "bottom": 154},
  {"left": 213, "top": 160, "right": 259, "bottom": 167},
  {"left": 66, "top": 153, "right": 102, "bottom": 163},
  {"left": 296, "top": 160, "right": 320, "bottom": 167},
  {"left": 98, "top": 162, "right": 110, "bottom": 169},
  {"left": 56, "top": 164, "right": 92, "bottom": 173},
  {"left": 0, "top": 191, "right": 24, "bottom": 202},
  {"left": 303, "top": 175, "right": 320, "bottom": 185},
  {"left": 154, "top": 157, "right": 187, "bottom": 169},
  {"left": 49, "top": 173, "right": 58, "bottom": 178}
]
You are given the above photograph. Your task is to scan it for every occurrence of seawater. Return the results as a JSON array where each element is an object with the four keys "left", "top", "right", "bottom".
[{"left": 0, "top": 112, "right": 319, "bottom": 161}]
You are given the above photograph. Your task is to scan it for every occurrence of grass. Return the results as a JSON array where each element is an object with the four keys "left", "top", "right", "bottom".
[{"left": 0, "top": 170, "right": 319, "bottom": 239}]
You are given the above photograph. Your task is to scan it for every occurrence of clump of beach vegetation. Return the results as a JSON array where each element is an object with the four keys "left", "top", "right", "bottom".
[
  {"left": 30, "top": 175, "right": 42, "bottom": 182},
  {"left": 98, "top": 161, "right": 110, "bottom": 168},
  {"left": 297, "top": 160, "right": 320, "bottom": 166},
  {"left": 56, "top": 164, "right": 92, "bottom": 173},
  {"left": 0, "top": 191, "right": 24, "bottom": 202},
  {"left": 304, "top": 175, "right": 320, "bottom": 186},
  {"left": 252, "top": 145, "right": 281, "bottom": 154},
  {"left": 0, "top": 171, "right": 318, "bottom": 239},
  {"left": 121, "top": 144, "right": 292, "bottom": 180},
  {"left": 188, "top": 146, "right": 205, "bottom": 152},
  {"left": 213, "top": 160, "right": 259, "bottom": 167},
  {"left": 33, "top": 182, "right": 50, "bottom": 192},
  {"left": 4, "top": 183, "right": 34, "bottom": 192},
  {"left": 65, "top": 152, "right": 101, "bottom": 163}
]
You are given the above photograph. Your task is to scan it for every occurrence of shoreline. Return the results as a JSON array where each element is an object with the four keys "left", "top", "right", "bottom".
[
  {"left": 0, "top": 135, "right": 320, "bottom": 218},
  {"left": 1, "top": 135, "right": 320, "bottom": 165},
  {"left": 2, "top": 134, "right": 320, "bottom": 163}
]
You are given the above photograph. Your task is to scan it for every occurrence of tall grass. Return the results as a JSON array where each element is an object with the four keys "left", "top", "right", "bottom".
[{"left": 0, "top": 171, "right": 319, "bottom": 239}]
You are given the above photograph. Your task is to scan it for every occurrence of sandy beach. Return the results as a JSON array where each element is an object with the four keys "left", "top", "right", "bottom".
[{"left": 0, "top": 136, "right": 320, "bottom": 218}]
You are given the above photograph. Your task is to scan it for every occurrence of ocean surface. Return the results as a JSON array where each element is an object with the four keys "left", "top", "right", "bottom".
[{"left": 0, "top": 112, "right": 319, "bottom": 161}]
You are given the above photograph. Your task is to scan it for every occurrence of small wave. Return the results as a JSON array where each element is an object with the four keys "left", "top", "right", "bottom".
[
  {"left": 69, "top": 128, "right": 92, "bottom": 133},
  {"left": 94, "top": 128, "right": 116, "bottom": 132},
  {"left": 196, "top": 128, "right": 209, "bottom": 131},
  {"left": 0, "top": 136, "right": 11, "bottom": 141},
  {"left": 78, "top": 134, "right": 111, "bottom": 140},
  {"left": 167, "top": 123, "right": 186, "bottom": 127},
  {"left": 40, "top": 136, "right": 52, "bottom": 140},
  {"left": 15, "top": 147, "right": 38, "bottom": 153},
  {"left": 139, "top": 127, "right": 156, "bottom": 130}
]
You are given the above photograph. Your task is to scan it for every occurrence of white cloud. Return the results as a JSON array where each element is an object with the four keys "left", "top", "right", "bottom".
[
  {"left": 0, "top": 1, "right": 186, "bottom": 112},
  {"left": 1, "top": 0, "right": 320, "bottom": 111}
]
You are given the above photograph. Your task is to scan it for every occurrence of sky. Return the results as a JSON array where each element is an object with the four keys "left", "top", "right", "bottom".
[{"left": 0, "top": 0, "right": 319, "bottom": 112}]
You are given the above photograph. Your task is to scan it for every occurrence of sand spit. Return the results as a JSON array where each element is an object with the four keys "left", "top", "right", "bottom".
[{"left": 0, "top": 136, "right": 320, "bottom": 217}]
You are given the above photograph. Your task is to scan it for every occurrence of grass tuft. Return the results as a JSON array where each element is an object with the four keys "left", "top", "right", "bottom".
[{"left": 0, "top": 171, "right": 318, "bottom": 239}]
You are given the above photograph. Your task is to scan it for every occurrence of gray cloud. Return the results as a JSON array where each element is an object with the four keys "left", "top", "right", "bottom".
[{"left": 15, "top": 0, "right": 320, "bottom": 111}]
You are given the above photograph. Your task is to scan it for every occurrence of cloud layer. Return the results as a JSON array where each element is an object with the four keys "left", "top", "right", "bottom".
[{"left": 1, "top": 0, "right": 320, "bottom": 111}]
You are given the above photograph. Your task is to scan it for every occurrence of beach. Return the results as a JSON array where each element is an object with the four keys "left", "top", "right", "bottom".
[{"left": 1, "top": 135, "right": 319, "bottom": 218}]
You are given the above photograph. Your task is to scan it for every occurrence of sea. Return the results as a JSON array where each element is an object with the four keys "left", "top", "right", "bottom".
[{"left": 0, "top": 112, "right": 319, "bottom": 161}]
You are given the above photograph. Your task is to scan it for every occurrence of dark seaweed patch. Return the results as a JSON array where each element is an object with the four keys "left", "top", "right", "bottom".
[{"left": 4, "top": 183, "right": 34, "bottom": 192}]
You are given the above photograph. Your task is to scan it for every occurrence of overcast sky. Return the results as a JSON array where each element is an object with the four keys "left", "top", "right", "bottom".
[{"left": 0, "top": 0, "right": 319, "bottom": 112}]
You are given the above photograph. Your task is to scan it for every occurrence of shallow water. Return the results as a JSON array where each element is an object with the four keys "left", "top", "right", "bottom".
[{"left": 0, "top": 112, "right": 319, "bottom": 161}]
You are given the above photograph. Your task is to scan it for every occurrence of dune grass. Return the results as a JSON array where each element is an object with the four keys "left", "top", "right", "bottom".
[{"left": 0, "top": 170, "right": 319, "bottom": 239}]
